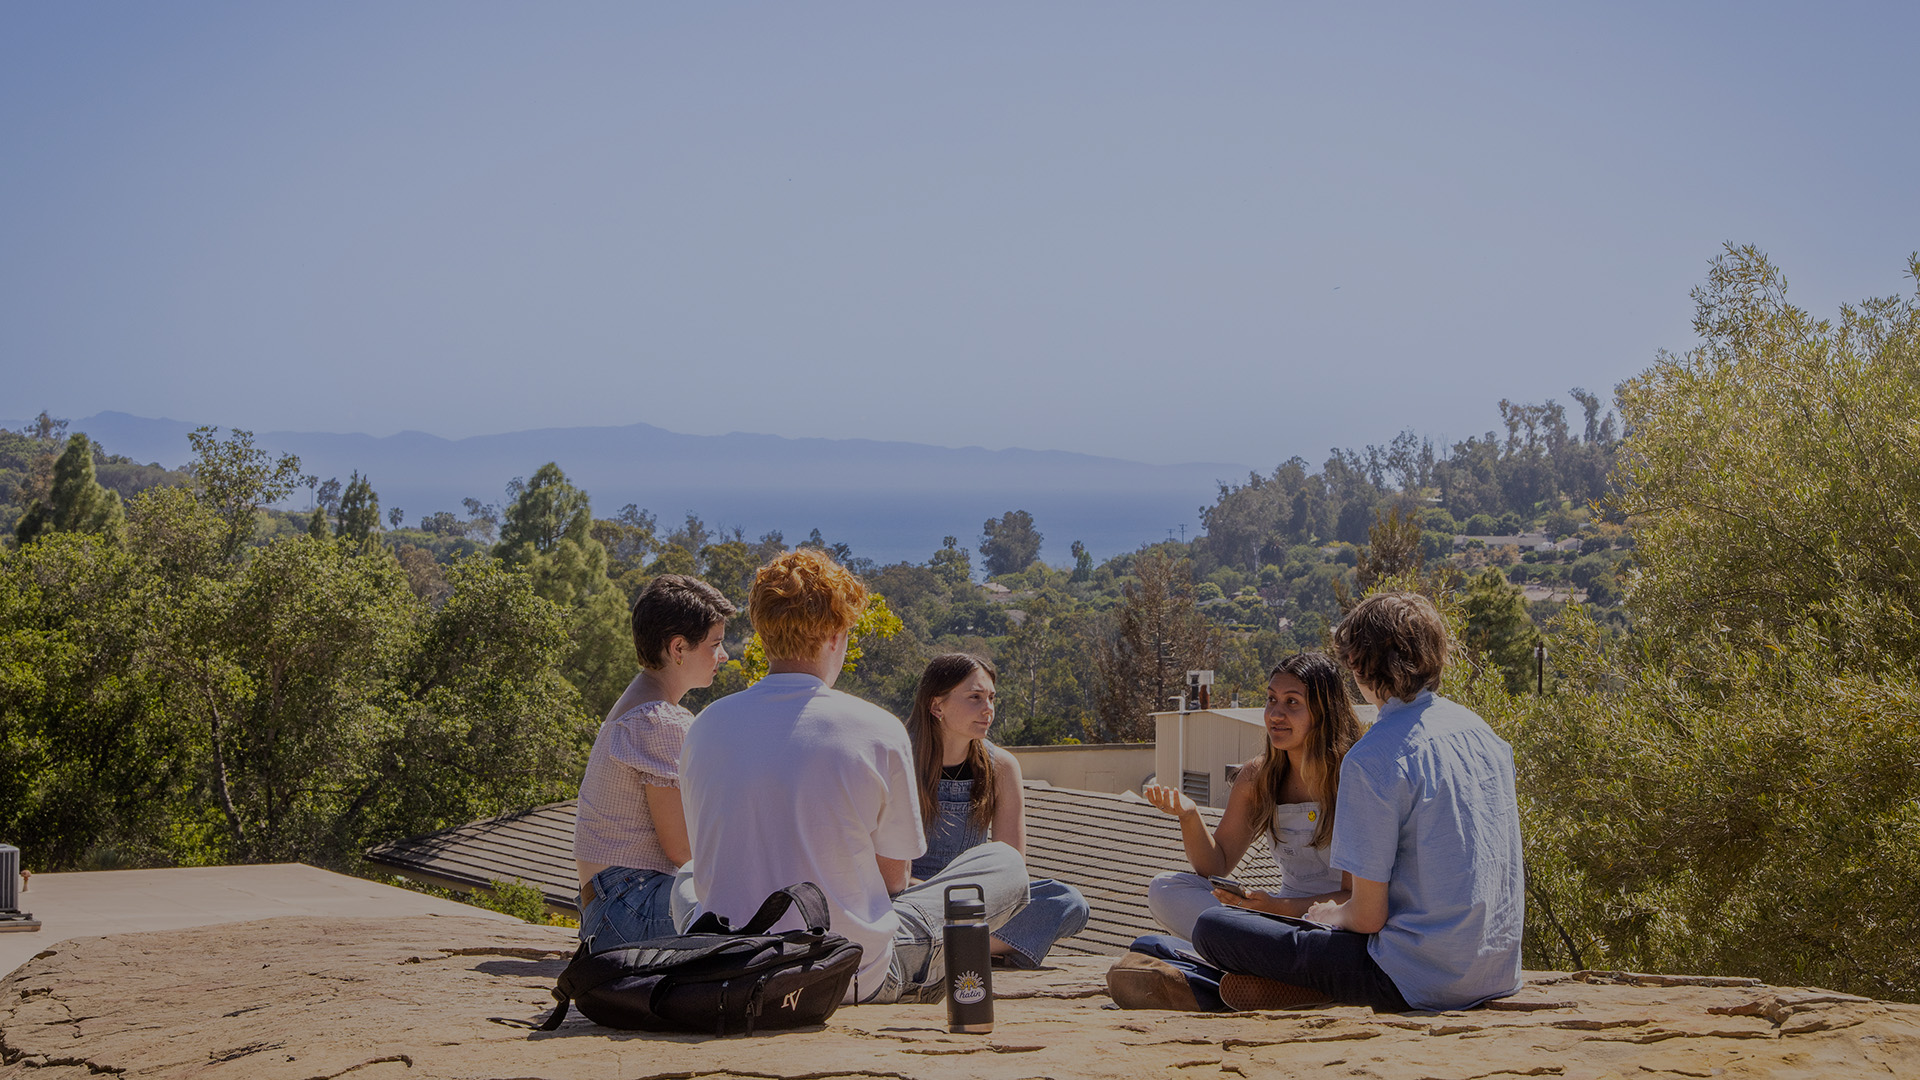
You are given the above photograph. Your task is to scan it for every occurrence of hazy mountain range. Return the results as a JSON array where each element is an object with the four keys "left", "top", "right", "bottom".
[{"left": 62, "top": 412, "right": 1252, "bottom": 567}]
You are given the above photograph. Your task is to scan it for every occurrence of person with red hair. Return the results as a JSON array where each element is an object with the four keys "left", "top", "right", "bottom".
[{"left": 679, "top": 549, "right": 1031, "bottom": 1004}]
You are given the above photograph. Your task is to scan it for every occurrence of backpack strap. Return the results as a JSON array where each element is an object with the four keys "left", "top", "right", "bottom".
[
  {"left": 538, "top": 941, "right": 593, "bottom": 1031},
  {"left": 736, "top": 882, "right": 833, "bottom": 936}
]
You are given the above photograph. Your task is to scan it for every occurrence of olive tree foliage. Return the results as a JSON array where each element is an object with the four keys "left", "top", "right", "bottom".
[
  {"left": 185, "top": 427, "right": 304, "bottom": 562},
  {"left": 0, "top": 443, "right": 592, "bottom": 872},
  {"left": 0, "top": 531, "right": 192, "bottom": 869},
  {"left": 1469, "top": 247, "right": 1920, "bottom": 1001},
  {"left": 1617, "top": 245, "right": 1920, "bottom": 670}
]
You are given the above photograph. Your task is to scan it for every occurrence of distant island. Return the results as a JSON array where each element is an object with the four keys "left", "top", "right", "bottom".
[{"left": 56, "top": 411, "right": 1248, "bottom": 567}]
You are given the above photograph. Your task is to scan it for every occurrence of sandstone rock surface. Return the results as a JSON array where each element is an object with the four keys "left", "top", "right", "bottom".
[{"left": 3, "top": 915, "right": 1916, "bottom": 1079}]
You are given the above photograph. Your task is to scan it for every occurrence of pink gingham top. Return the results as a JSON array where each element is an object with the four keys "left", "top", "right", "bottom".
[{"left": 571, "top": 699, "right": 693, "bottom": 874}]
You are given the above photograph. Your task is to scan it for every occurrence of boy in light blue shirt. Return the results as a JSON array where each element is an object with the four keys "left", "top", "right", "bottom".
[
  {"left": 1115, "top": 591, "right": 1522, "bottom": 1013},
  {"left": 1289, "top": 589, "right": 1523, "bottom": 1009}
]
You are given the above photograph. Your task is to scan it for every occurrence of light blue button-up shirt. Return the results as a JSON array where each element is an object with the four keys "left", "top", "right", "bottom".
[{"left": 1330, "top": 690, "right": 1525, "bottom": 1010}]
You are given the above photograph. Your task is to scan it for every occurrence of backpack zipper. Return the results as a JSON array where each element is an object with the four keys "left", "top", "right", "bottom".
[{"left": 746, "top": 979, "right": 768, "bottom": 1037}]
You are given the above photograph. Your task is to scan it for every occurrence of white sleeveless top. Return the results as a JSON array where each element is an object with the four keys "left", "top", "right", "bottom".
[{"left": 1268, "top": 801, "right": 1344, "bottom": 898}]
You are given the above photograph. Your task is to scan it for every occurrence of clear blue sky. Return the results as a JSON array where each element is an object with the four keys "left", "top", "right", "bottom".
[{"left": 4, "top": 2, "right": 1915, "bottom": 469}]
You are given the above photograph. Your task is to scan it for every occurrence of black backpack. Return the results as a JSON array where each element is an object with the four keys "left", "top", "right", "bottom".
[{"left": 540, "top": 882, "right": 863, "bottom": 1036}]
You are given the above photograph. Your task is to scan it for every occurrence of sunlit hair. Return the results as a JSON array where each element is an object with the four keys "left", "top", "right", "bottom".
[
  {"left": 905, "top": 654, "right": 999, "bottom": 834},
  {"left": 1332, "top": 590, "right": 1450, "bottom": 703},
  {"left": 632, "top": 574, "right": 735, "bottom": 669},
  {"left": 1240, "top": 652, "right": 1362, "bottom": 848},
  {"left": 748, "top": 548, "right": 869, "bottom": 661}
]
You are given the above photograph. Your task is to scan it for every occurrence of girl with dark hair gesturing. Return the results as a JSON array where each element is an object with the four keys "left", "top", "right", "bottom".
[
  {"left": 1140, "top": 651, "right": 1364, "bottom": 938},
  {"left": 905, "top": 653, "right": 1091, "bottom": 968}
]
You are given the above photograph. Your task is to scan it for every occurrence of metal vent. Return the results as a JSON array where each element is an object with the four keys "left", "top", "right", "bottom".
[
  {"left": 1181, "top": 770, "right": 1211, "bottom": 805},
  {"left": 0, "top": 845, "right": 17, "bottom": 911}
]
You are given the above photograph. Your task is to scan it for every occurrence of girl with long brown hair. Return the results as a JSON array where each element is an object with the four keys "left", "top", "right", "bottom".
[
  {"left": 905, "top": 653, "right": 1090, "bottom": 968},
  {"left": 1140, "top": 651, "right": 1362, "bottom": 938}
]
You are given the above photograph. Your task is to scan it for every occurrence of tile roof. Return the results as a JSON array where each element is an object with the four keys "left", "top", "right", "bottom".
[{"left": 364, "top": 783, "right": 1284, "bottom": 957}]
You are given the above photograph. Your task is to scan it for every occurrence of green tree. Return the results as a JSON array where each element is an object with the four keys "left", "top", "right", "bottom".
[
  {"left": 1463, "top": 248, "right": 1920, "bottom": 1000},
  {"left": 496, "top": 463, "right": 592, "bottom": 560},
  {"left": 3, "top": 474, "right": 590, "bottom": 872},
  {"left": 14, "top": 434, "right": 124, "bottom": 545},
  {"left": 334, "top": 471, "right": 381, "bottom": 546},
  {"left": 591, "top": 504, "right": 657, "bottom": 581},
  {"left": 1459, "top": 568, "right": 1535, "bottom": 693},
  {"left": 929, "top": 536, "right": 972, "bottom": 587},
  {"left": 1069, "top": 540, "right": 1093, "bottom": 583},
  {"left": 993, "top": 597, "right": 1089, "bottom": 744},
  {"left": 980, "top": 510, "right": 1043, "bottom": 577},
  {"left": 0, "top": 532, "right": 193, "bottom": 868},
  {"left": 699, "top": 539, "right": 758, "bottom": 609},
  {"left": 645, "top": 544, "right": 698, "bottom": 578},
  {"left": 523, "top": 534, "right": 632, "bottom": 717},
  {"left": 185, "top": 428, "right": 304, "bottom": 563},
  {"left": 1094, "top": 549, "right": 1219, "bottom": 741},
  {"left": 1617, "top": 245, "right": 1920, "bottom": 669}
]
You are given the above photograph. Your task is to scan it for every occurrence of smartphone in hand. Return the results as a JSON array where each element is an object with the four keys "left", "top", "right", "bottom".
[{"left": 1208, "top": 876, "right": 1250, "bottom": 898}]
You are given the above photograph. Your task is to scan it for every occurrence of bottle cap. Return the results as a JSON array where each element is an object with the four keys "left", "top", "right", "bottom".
[{"left": 944, "top": 883, "right": 986, "bottom": 921}]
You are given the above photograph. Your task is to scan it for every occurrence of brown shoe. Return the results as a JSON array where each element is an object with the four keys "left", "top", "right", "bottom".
[
  {"left": 1218, "top": 973, "right": 1333, "bottom": 1011},
  {"left": 1107, "top": 951, "right": 1203, "bottom": 1011}
]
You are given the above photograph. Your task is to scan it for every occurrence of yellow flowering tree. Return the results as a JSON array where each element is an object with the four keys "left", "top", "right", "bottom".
[{"left": 736, "top": 594, "right": 903, "bottom": 685}]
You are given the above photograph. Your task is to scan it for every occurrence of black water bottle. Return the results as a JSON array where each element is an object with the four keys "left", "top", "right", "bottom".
[{"left": 943, "top": 883, "right": 994, "bottom": 1033}]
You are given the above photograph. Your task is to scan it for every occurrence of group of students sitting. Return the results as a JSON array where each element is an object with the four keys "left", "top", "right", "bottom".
[{"left": 571, "top": 546, "right": 1523, "bottom": 1012}]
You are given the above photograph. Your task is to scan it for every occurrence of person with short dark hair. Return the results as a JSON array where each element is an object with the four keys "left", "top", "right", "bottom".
[
  {"left": 572, "top": 574, "right": 735, "bottom": 949},
  {"left": 680, "top": 550, "right": 1031, "bottom": 1003}
]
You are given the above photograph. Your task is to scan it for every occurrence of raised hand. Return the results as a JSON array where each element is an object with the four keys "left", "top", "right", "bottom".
[{"left": 1142, "top": 783, "right": 1197, "bottom": 818}]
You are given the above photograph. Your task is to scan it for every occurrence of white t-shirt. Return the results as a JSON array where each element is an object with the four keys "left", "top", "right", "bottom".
[{"left": 680, "top": 673, "right": 926, "bottom": 998}]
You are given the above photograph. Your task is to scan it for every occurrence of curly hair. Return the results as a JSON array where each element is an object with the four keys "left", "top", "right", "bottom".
[
  {"left": 1332, "top": 591, "right": 1450, "bottom": 703},
  {"left": 749, "top": 548, "right": 869, "bottom": 660}
]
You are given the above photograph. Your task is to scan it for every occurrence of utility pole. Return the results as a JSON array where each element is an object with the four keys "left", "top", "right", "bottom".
[{"left": 1534, "top": 641, "right": 1547, "bottom": 694}]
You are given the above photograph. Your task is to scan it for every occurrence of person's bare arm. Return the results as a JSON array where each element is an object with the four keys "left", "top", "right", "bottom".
[
  {"left": 1306, "top": 874, "right": 1388, "bottom": 933},
  {"left": 1143, "top": 766, "right": 1260, "bottom": 879},
  {"left": 644, "top": 784, "right": 693, "bottom": 867},
  {"left": 990, "top": 747, "right": 1026, "bottom": 855},
  {"left": 877, "top": 855, "right": 911, "bottom": 895}
]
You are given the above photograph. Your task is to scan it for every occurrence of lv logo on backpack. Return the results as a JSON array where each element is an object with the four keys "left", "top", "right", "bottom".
[{"left": 540, "top": 882, "right": 862, "bottom": 1036}]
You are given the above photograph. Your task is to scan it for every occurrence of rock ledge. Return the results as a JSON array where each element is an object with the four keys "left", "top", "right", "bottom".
[{"left": 3, "top": 916, "right": 1916, "bottom": 1079}]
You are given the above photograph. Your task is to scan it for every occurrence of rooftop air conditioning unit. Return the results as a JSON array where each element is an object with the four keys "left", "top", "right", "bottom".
[{"left": 0, "top": 844, "right": 39, "bottom": 932}]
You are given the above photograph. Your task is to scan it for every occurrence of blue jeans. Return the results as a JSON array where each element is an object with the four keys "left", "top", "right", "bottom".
[
  {"left": 874, "top": 840, "right": 1030, "bottom": 1004},
  {"left": 1189, "top": 906, "right": 1410, "bottom": 1012},
  {"left": 578, "top": 866, "right": 677, "bottom": 951}
]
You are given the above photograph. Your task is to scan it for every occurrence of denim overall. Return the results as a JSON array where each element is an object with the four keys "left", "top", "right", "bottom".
[{"left": 911, "top": 775, "right": 1090, "bottom": 968}]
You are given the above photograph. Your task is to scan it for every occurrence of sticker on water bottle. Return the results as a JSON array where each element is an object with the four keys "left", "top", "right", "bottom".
[{"left": 952, "top": 970, "right": 987, "bottom": 1004}]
